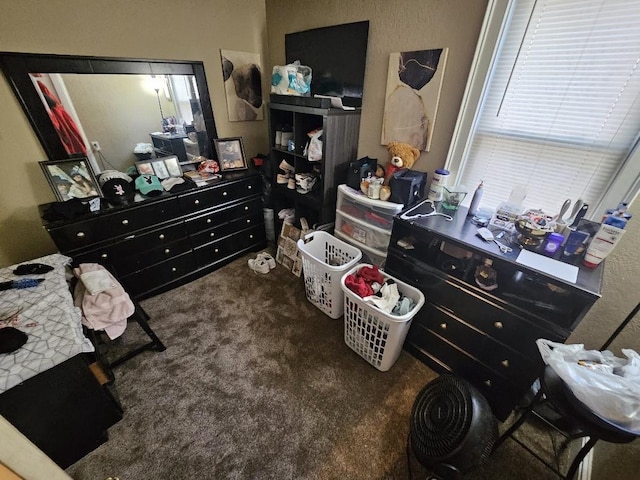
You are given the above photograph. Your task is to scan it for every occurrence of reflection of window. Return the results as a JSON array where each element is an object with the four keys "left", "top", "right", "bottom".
[{"left": 447, "top": 0, "right": 640, "bottom": 217}]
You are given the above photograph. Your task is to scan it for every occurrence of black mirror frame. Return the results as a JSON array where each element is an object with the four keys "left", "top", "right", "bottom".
[{"left": 0, "top": 52, "right": 218, "bottom": 162}]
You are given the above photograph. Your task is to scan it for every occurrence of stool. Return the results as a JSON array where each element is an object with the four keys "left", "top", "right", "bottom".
[{"left": 493, "top": 366, "right": 638, "bottom": 479}]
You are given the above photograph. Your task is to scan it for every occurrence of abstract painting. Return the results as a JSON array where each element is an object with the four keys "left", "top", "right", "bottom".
[
  {"left": 220, "top": 49, "right": 263, "bottom": 122},
  {"left": 381, "top": 48, "right": 448, "bottom": 151}
]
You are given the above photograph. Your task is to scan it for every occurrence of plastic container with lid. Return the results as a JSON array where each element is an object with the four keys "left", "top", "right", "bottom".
[
  {"left": 543, "top": 232, "right": 565, "bottom": 256},
  {"left": 427, "top": 168, "right": 450, "bottom": 201}
]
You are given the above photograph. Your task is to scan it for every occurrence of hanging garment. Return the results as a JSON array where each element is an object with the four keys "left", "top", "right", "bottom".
[
  {"left": 73, "top": 264, "right": 134, "bottom": 339},
  {"left": 37, "top": 80, "right": 87, "bottom": 155}
]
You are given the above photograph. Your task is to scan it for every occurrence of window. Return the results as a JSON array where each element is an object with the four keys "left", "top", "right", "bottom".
[{"left": 446, "top": 0, "right": 640, "bottom": 218}]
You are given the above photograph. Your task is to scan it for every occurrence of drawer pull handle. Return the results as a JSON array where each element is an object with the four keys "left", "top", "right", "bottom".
[
  {"left": 244, "top": 206, "right": 249, "bottom": 211},
  {"left": 223, "top": 191, "right": 228, "bottom": 196},
  {"left": 210, "top": 232, "right": 215, "bottom": 237},
  {"left": 207, "top": 219, "right": 212, "bottom": 223},
  {"left": 194, "top": 199, "right": 200, "bottom": 205},
  {"left": 501, "top": 360, "right": 510, "bottom": 368},
  {"left": 164, "top": 248, "right": 171, "bottom": 254},
  {"left": 249, "top": 234, "right": 254, "bottom": 239},
  {"left": 101, "top": 253, "right": 108, "bottom": 259},
  {"left": 439, "top": 323, "right": 447, "bottom": 330},
  {"left": 171, "top": 267, "right": 177, "bottom": 272},
  {"left": 248, "top": 185, "right": 252, "bottom": 189},
  {"left": 494, "top": 321, "right": 504, "bottom": 329},
  {"left": 247, "top": 219, "right": 251, "bottom": 223},
  {"left": 159, "top": 234, "right": 165, "bottom": 240},
  {"left": 76, "top": 232, "right": 85, "bottom": 238},
  {"left": 484, "top": 380, "right": 492, "bottom": 387},
  {"left": 122, "top": 219, "right": 129, "bottom": 225},
  {"left": 215, "top": 248, "right": 219, "bottom": 253}
]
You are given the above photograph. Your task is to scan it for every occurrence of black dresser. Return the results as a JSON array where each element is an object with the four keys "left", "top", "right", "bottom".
[
  {"left": 385, "top": 206, "right": 603, "bottom": 421},
  {"left": 39, "top": 172, "right": 266, "bottom": 299}
]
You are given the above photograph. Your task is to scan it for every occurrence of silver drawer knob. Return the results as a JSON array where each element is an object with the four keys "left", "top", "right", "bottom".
[
  {"left": 501, "top": 360, "right": 510, "bottom": 368},
  {"left": 439, "top": 323, "right": 447, "bottom": 330},
  {"left": 164, "top": 249, "right": 170, "bottom": 254},
  {"left": 249, "top": 234, "right": 254, "bottom": 239},
  {"left": 244, "top": 206, "right": 249, "bottom": 211},
  {"left": 210, "top": 232, "right": 215, "bottom": 237},
  {"left": 194, "top": 199, "right": 200, "bottom": 205},
  {"left": 494, "top": 321, "right": 503, "bottom": 329},
  {"left": 159, "top": 234, "right": 165, "bottom": 240},
  {"left": 101, "top": 253, "right": 108, "bottom": 258},
  {"left": 223, "top": 191, "right": 228, "bottom": 196},
  {"left": 484, "top": 380, "right": 492, "bottom": 387},
  {"left": 122, "top": 219, "right": 129, "bottom": 225},
  {"left": 76, "top": 232, "right": 85, "bottom": 238},
  {"left": 248, "top": 185, "right": 252, "bottom": 189},
  {"left": 171, "top": 267, "right": 177, "bottom": 272},
  {"left": 246, "top": 219, "right": 251, "bottom": 223},
  {"left": 215, "top": 248, "right": 219, "bottom": 253},
  {"left": 207, "top": 219, "right": 212, "bottom": 223}
]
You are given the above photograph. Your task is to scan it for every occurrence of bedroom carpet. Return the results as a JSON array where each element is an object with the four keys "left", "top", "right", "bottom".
[{"left": 66, "top": 252, "right": 573, "bottom": 479}]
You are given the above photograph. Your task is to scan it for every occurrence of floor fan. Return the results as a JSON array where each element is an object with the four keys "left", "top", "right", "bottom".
[{"left": 409, "top": 375, "right": 498, "bottom": 480}]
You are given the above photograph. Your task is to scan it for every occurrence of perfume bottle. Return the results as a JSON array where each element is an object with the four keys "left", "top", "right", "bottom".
[{"left": 474, "top": 258, "right": 498, "bottom": 291}]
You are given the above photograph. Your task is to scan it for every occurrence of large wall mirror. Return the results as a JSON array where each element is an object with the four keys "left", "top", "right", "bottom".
[{"left": 0, "top": 52, "right": 218, "bottom": 174}]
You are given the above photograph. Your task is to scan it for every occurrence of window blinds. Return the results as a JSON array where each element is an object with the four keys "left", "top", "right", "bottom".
[{"left": 458, "top": 0, "right": 640, "bottom": 213}]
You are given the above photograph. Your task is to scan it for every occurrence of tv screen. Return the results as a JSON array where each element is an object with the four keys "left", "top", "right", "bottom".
[{"left": 285, "top": 21, "right": 369, "bottom": 107}]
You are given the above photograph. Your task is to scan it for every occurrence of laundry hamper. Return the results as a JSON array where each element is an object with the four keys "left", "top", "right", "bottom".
[
  {"left": 340, "top": 264, "right": 425, "bottom": 371},
  {"left": 297, "top": 231, "right": 362, "bottom": 319}
]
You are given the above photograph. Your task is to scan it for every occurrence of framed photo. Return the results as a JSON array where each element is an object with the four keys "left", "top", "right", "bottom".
[
  {"left": 214, "top": 137, "right": 247, "bottom": 172},
  {"left": 136, "top": 161, "right": 154, "bottom": 175},
  {"left": 40, "top": 158, "right": 100, "bottom": 202},
  {"left": 163, "top": 155, "right": 183, "bottom": 177},
  {"left": 152, "top": 160, "right": 170, "bottom": 179}
]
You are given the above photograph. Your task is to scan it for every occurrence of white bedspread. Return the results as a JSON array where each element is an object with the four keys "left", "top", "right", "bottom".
[{"left": 0, "top": 253, "right": 94, "bottom": 393}]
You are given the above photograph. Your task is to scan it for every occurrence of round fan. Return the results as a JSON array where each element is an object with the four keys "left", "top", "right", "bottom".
[{"left": 409, "top": 375, "right": 498, "bottom": 480}]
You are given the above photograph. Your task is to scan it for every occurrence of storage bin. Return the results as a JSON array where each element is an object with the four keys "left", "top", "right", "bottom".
[
  {"left": 336, "top": 184, "right": 404, "bottom": 232},
  {"left": 340, "top": 264, "right": 425, "bottom": 371},
  {"left": 335, "top": 211, "right": 391, "bottom": 251},
  {"left": 334, "top": 229, "right": 387, "bottom": 267},
  {"left": 297, "top": 231, "right": 362, "bottom": 319}
]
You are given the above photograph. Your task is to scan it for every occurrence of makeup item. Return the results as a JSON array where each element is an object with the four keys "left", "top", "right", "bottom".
[
  {"left": 562, "top": 230, "right": 590, "bottom": 258},
  {"left": 583, "top": 224, "right": 626, "bottom": 268},
  {"left": 543, "top": 233, "right": 565, "bottom": 256}
]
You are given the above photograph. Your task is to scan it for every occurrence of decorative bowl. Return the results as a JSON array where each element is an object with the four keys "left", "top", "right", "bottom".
[{"left": 514, "top": 211, "right": 555, "bottom": 248}]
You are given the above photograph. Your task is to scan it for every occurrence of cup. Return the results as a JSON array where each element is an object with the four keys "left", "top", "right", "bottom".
[{"left": 442, "top": 185, "right": 468, "bottom": 210}]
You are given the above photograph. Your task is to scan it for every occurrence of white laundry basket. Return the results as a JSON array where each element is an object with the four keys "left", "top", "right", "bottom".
[
  {"left": 297, "top": 231, "right": 362, "bottom": 319},
  {"left": 340, "top": 264, "right": 425, "bottom": 371}
]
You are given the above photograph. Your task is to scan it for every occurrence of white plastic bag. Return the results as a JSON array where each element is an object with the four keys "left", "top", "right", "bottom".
[
  {"left": 537, "top": 339, "right": 640, "bottom": 432},
  {"left": 271, "top": 61, "right": 312, "bottom": 96}
]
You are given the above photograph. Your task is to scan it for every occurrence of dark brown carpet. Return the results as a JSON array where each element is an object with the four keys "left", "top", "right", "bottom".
[{"left": 65, "top": 252, "right": 574, "bottom": 479}]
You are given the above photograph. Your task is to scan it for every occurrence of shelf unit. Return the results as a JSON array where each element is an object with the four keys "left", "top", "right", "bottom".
[{"left": 268, "top": 102, "right": 361, "bottom": 233}]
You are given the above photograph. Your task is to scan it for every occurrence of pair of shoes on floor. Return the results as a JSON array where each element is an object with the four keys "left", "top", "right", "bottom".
[
  {"left": 295, "top": 173, "right": 318, "bottom": 194},
  {"left": 248, "top": 252, "right": 276, "bottom": 274}
]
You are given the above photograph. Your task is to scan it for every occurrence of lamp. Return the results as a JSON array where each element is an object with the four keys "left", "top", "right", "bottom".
[{"left": 150, "top": 75, "right": 165, "bottom": 126}]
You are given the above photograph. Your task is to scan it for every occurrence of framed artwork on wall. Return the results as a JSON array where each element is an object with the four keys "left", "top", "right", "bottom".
[
  {"left": 214, "top": 137, "right": 248, "bottom": 172},
  {"left": 40, "top": 158, "right": 100, "bottom": 202}
]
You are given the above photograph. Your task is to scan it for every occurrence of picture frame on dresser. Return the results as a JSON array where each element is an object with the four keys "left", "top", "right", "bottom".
[
  {"left": 214, "top": 137, "right": 247, "bottom": 172},
  {"left": 40, "top": 158, "right": 100, "bottom": 202}
]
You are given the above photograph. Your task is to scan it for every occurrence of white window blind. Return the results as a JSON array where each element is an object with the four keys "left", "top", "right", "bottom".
[{"left": 453, "top": 0, "right": 640, "bottom": 215}]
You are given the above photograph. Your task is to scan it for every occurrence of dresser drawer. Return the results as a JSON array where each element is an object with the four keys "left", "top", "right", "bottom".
[
  {"left": 192, "top": 224, "right": 265, "bottom": 266},
  {"left": 116, "top": 238, "right": 192, "bottom": 276},
  {"left": 189, "top": 213, "right": 263, "bottom": 248},
  {"left": 97, "top": 197, "right": 180, "bottom": 240},
  {"left": 415, "top": 303, "right": 539, "bottom": 390},
  {"left": 120, "top": 251, "right": 195, "bottom": 297},
  {"left": 47, "top": 217, "right": 102, "bottom": 252},
  {"left": 178, "top": 176, "right": 261, "bottom": 214},
  {"left": 107, "top": 222, "right": 187, "bottom": 259},
  {"left": 405, "top": 321, "right": 527, "bottom": 421},
  {"left": 184, "top": 197, "right": 262, "bottom": 235}
]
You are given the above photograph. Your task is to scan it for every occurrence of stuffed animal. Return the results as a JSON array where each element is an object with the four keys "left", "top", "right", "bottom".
[{"left": 379, "top": 141, "right": 421, "bottom": 201}]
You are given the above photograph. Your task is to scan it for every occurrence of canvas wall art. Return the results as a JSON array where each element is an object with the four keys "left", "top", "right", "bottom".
[
  {"left": 220, "top": 49, "right": 263, "bottom": 122},
  {"left": 381, "top": 48, "right": 449, "bottom": 152}
]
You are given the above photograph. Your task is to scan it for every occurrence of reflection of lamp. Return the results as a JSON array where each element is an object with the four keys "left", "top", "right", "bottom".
[{"left": 150, "top": 75, "right": 164, "bottom": 126}]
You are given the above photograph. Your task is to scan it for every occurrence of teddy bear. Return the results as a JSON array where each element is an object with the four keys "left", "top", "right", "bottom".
[{"left": 379, "top": 141, "right": 421, "bottom": 201}]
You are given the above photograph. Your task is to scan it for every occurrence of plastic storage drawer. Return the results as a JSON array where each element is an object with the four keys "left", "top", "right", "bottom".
[{"left": 336, "top": 185, "right": 403, "bottom": 232}]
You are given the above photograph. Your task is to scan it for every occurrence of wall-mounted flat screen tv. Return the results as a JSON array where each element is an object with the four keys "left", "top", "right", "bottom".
[{"left": 285, "top": 20, "right": 369, "bottom": 108}]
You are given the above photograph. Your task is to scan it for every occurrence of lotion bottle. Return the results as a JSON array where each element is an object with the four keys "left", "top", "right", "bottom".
[{"left": 468, "top": 181, "right": 484, "bottom": 216}]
